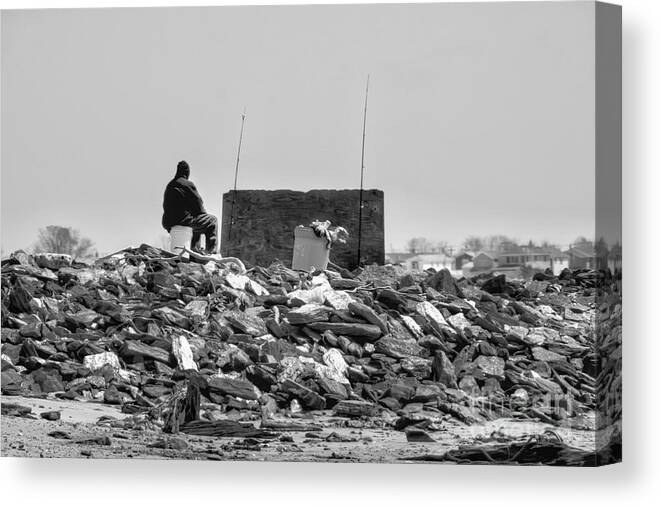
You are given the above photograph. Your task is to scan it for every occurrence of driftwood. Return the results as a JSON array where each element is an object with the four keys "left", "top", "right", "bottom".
[
  {"left": 163, "top": 375, "right": 205, "bottom": 434},
  {"left": 179, "top": 420, "right": 277, "bottom": 438},
  {"left": 260, "top": 419, "right": 323, "bottom": 432},
  {"left": 401, "top": 434, "right": 618, "bottom": 466}
]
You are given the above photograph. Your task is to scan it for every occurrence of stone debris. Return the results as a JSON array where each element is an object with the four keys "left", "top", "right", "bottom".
[{"left": 1, "top": 245, "right": 619, "bottom": 455}]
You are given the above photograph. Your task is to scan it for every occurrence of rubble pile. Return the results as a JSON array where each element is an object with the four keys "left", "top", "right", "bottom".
[{"left": 2, "top": 245, "right": 605, "bottom": 437}]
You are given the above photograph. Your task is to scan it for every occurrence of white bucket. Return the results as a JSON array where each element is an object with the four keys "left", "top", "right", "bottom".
[
  {"left": 292, "top": 226, "right": 330, "bottom": 271},
  {"left": 170, "top": 225, "right": 193, "bottom": 258}
]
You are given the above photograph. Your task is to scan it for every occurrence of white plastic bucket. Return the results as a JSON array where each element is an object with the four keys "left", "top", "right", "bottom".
[
  {"left": 292, "top": 226, "right": 330, "bottom": 271},
  {"left": 170, "top": 225, "right": 193, "bottom": 258}
]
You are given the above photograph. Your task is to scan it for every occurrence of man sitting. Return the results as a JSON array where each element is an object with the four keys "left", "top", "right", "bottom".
[{"left": 162, "top": 160, "right": 217, "bottom": 254}]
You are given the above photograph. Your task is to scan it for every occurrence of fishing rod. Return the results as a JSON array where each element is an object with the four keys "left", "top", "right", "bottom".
[
  {"left": 357, "top": 75, "right": 370, "bottom": 267},
  {"left": 228, "top": 108, "right": 246, "bottom": 243}
]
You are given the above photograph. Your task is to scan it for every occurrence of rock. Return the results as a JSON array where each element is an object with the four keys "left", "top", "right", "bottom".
[
  {"left": 280, "top": 379, "right": 326, "bottom": 410},
  {"left": 40, "top": 410, "right": 61, "bottom": 421},
  {"left": 33, "top": 253, "right": 73, "bottom": 271},
  {"left": 374, "top": 335, "right": 424, "bottom": 359},
  {"left": 418, "top": 334, "right": 444, "bottom": 351},
  {"left": 506, "top": 326, "right": 530, "bottom": 343},
  {"left": 401, "top": 357, "right": 432, "bottom": 378},
  {"left": 120, "top": 340, "right": 171, "bottom": 364},
  {"left": 246, "top": 365, "right": 278, "bottom": 391},
  {"left": 482, "top": 275, "right": 508, "bottom": 294},
  {"left": 447, "top": 313, "right": 471, "bottom": 333},
  {"left": 333, "top": 399, "right": 377, "bottom": 417},
  {"left": 1, "top": 402, "right": 32, "bottom": 416},
  {"left": 511, "top": 301, "right": 544, "bottom": 326},
  {"left": 431, "top": 351, "right": 458, "bottom": 389},
  {"left": 103, "top": 386, "right": 125, "bottom": 405},
  {"left": 471, "top": 355, "right": 505, "bottom": 380},
  {"left": 1, "top": 369, "right": 28, "bottom": 396},
  {"left": 30, "top": 367, "right": 64, "bottom": 393},
  {"left": 142, "top": 384, "right": 173, "bottom": 398},
  {"left": 225, "top": 311, "right": 268, "bottom": 336},
  {"left": 413, "top": 384, "right": 443, "bottom": 402},
  {"left": 317, "top": 377, "right": 349, "bottom": 400},
  {"left": 511, "top": 388, "right": 530, "bottom": 407},
  {"left": 427, "top": 268, "right": 463, "bottom": 297},
  {"left": 320, "top": 348, "right": 350, "bottom": 384},
  {"left": 324, "top": 290, "right": 355, "bottom": 310},
  {"left": 405, "top": 428, "right": 436, "bottom": 442},
  {"left": 150, "top": 437, "right": 189, "bottom": 450},
  {"left": 75, "top": 435, "right": 112, "bottom": 446},
  {"left": 400, "top": 315, "right": 425, "bottom": 339},
  {"left": 83, "top": 352, "right": 122, "bottom": 372},
  {"left": 531, "top": 347, "right": 567, "bottom": 363},
  {"left": 379, "top": 397, "right": 402, "bottom": 411},
  {"left": 415, "top": 301, "right": 448, "bottom": 336},
  {"left": 285, "top": 303, "right": 332, "bottom": 325},
  {"left": 388, "top": 383, "right": 416, "bottom": 402},
  {"left": 226, "top": 346, "right": 253, "bottom": 371},
  {"left": 438, "top": 402, "right": 485, "bottom": 424},
  {"left": 171, "top": 334, "right": 198, "bottom": 371},
  {"left": 524, "top": 327, "right": 558, "bottom": 347},
  {"left": 458, "top": 375, "right": 480, "bottom": 395},
  {"left": 208, "top": 377, "right": 260, "bottom": 400},
  {"left": 348, "top": 302, "right": 388, "bottom": 334},
  {"left": 376, "top": 288, "right": 408, "bottom": 311},
  {"left": 306, "top": 322, "right": 382, "bottom": 341}
]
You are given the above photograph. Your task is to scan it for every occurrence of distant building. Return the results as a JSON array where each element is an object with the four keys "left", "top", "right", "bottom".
[
  {"left": 472, "top": 251, "right": 498, "bottom": 271},
  {"left": 499, "top": 245, "right": 569, "bottom": 275},
  {"left": 566, "top": 244, "right": 597, "bottom": 270},
  {"left": 550, "top": 251, "right": 570, "bottom": 274},
  {"left": 454, "top": 252, "right": 473, "bottom": 270},
  {"left": 385, "top": 252, "right": 417, "bottom": 265},
  {"left": 403, "top": 253, "right": 454, "bottom": 272}
]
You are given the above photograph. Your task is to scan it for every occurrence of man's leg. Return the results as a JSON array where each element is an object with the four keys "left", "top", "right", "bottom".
[
  {"left": 190, "top": 213, "right": 218, "bottom": 254},
  {"left": 191, "top": 230, "right": 202, "bottom": 252}
]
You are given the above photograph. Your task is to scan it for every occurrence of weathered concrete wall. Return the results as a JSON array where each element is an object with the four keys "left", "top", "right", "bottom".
[{"left": 220, "top": 189, "right": 384, "bottom": 270}]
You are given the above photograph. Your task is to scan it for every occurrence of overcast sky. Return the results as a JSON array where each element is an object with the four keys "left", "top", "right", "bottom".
[{"left": 1, "top": 2, "right": 596, "bottom": 255}]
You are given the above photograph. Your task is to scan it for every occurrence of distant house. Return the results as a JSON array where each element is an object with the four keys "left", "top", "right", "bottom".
[
  {"left": 454, "top": 252, "right": 473, "bottom": 270},
  {"left": 472, "top": 251, "right": 498, "bottom": 271},
  {"left": 404, "top": 253, "right": 454, "bottom": 272},
  {"left": 498, "top": 245, "right": 569, "bottom": 275},
  {"left": 385, "top": 252, "right": 417, "bottom": 265},
  {"left": 549, "top": 250, "right": 570, "bottom": 275},
  {"left": 566, "top": 244, "right": 597, "bottom": 270}
]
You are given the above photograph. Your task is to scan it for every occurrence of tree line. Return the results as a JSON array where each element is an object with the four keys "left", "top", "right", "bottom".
[
  {"left": 404, "top": 235, "right": 615, "bottom": 256},
  {"left": 405, "top": 235, "right": 521, "bottom": 255}
]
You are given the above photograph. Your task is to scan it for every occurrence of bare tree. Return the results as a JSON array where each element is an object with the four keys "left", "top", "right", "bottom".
[
  {"left": 573, "top": 236, "right": 593, "bottom": 247},
  {"left": 463, "top": 236, "right": 484, "bottom": 253},
  {"left": 33, "top": 226, "right": 96, "bottom": 258},
  {"left": 484, "top": 235, "right": 517, "bottom": 252},
  {"left": 433, "top": 241, "right": 450, "bottom": 255},
  {"left": 406, "top": 237, "right": 434, "bottom": 254}
]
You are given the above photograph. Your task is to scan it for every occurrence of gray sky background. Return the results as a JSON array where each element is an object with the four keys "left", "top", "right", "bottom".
[{"left": 1, "top": 2, "right": 596, "bottom": 255}]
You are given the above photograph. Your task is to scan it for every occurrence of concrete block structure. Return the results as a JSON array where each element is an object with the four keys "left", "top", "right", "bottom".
[{"left": 220, "top": 189, "right": 384, "bottom": 270}]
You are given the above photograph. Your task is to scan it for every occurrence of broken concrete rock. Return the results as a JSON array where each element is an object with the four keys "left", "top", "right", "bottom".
[
  {"left": 0, "top": 245, "right": 601, "bottom": 434},
  {"left": 280, "top": 379, "right": 326, "bottom": 410},
  {"left": 208, "top": 376, "right": 260, "bottom": 400}
]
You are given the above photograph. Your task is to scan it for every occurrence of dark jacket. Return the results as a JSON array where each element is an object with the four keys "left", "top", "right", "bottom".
[{"left": 161, "top": 177, "right": 206, "bottom": 231}]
